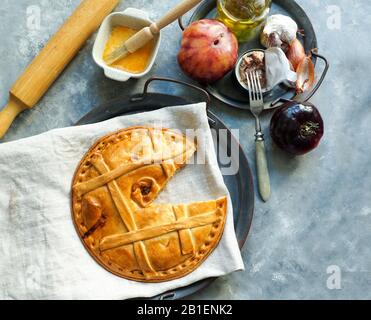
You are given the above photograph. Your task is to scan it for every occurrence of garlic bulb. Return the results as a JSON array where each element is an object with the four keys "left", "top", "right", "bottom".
[{"left": 261, "top": 14, "right": 298, "bottom": 52}]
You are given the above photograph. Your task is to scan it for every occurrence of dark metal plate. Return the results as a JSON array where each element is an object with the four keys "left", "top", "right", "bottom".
[
  {"left": 76, "top": 90, "right": 254, "bottom": 300},
  {"left": 185, "top": 0, "right": 318, "bottom": 110}
]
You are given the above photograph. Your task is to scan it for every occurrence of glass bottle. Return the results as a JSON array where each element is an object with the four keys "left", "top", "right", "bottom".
[{"left": 217, "top": 0, "right": 272, "bottom": 42}]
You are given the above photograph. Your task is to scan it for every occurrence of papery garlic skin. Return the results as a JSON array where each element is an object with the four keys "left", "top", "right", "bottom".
[
  {"left": 265, "top": 47, "right": 297, "bottom": 90},
  {"left": 261, "top": 14, "right": 298, "bottom": 51}
]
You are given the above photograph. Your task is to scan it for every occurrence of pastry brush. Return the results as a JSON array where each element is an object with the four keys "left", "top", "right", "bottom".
[{"left": 105, "top": 0, "right": 202, "bottom": 65}]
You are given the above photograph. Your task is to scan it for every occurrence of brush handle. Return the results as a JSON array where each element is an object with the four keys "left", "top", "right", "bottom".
[
  {"left": 155, "top": 0, "right": 202, "bottom": 31},
  {"left": 124, "top": 0, "right": 202, "bottom": 54}
]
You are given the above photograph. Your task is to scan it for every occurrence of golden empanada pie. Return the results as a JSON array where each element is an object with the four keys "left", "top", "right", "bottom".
[{"left": 71, "top": 126, "right": 227, "bottom": 282}]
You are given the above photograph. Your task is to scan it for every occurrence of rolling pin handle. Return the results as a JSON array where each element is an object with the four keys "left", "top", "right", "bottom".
[{"left": 0, "top": 96, "right": 27, "bottom": 139}]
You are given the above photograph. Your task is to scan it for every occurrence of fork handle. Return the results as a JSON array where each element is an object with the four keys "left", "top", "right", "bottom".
[{"left": 255, "top": 133, "right": 271, "bottom": 202}]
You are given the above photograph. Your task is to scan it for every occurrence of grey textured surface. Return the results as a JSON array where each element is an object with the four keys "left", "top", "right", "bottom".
[{"left": 1, "top": 0, "right": 370, "bottom": 299}]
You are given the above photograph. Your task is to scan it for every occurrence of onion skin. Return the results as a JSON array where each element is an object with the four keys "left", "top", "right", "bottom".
[
  {"left": 286, "top": 38, "right": 306, "bottom": 71},
  {"left": 270, "top": 101, "right": 324, "bottom": 156},
  {"left": 296, "top": 56, "right": 315, "bottom": 93}
]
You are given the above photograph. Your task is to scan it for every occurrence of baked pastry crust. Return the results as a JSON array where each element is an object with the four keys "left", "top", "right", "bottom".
[{"left": 71, "top": 126, "right": 227, "bottom": 282}]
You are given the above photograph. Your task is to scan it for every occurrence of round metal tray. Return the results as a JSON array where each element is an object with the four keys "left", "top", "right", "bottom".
[
  {"left": 179, "top": 0, "right": 327, "bottom": 110},
  {"left": 76, "top": 77, "right": 255, "bottom": 300}
]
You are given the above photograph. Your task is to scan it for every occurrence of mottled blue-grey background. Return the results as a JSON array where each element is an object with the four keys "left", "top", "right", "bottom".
[{"left": 0, "top": 0, "right": 370, "bottom": 299}]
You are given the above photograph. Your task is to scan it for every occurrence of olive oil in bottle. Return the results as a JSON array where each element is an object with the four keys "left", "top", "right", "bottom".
[{"left": 217, "top": 0, "right": 271, "bottom": 42}]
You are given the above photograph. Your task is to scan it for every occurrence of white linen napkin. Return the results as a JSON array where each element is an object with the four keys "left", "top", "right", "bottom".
[{"left": 0, "top": 103, "right": 244, "bottom": 300}]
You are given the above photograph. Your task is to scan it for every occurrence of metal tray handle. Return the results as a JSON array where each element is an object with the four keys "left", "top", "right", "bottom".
[
  {"left": 302, "top": 49, "right": 330, "bottom": 102},
  {"left": 178, "top": 15, "right": 186, "bottom": 31},
  {"left": 143, "top": 76, "right": 211, "bottom": 108},
  {"left": 271, "top": 50, "right": 330, "bottom": 107}
]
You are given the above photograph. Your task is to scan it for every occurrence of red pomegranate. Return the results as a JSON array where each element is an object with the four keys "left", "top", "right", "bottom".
[{"left": 178, "top": 19, "right": 238, "bottom": 83}]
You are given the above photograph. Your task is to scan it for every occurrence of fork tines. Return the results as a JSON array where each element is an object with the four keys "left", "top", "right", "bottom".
[{"left": 245, "top": 71, "right": 263, "bottom": 102}]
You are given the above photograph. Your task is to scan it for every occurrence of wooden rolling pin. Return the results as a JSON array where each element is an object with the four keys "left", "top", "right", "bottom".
[{"left": 0, "top": 0, "right": 119, "bottom": 139}]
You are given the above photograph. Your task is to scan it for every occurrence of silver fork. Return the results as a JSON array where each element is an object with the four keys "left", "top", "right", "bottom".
[{"left": 246, "top": 71, "right": 271, "bottom": 202}]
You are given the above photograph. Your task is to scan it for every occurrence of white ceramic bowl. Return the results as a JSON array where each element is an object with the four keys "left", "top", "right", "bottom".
[{"left": 92, "top": 8, "right": 161, "bottom": 82}]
